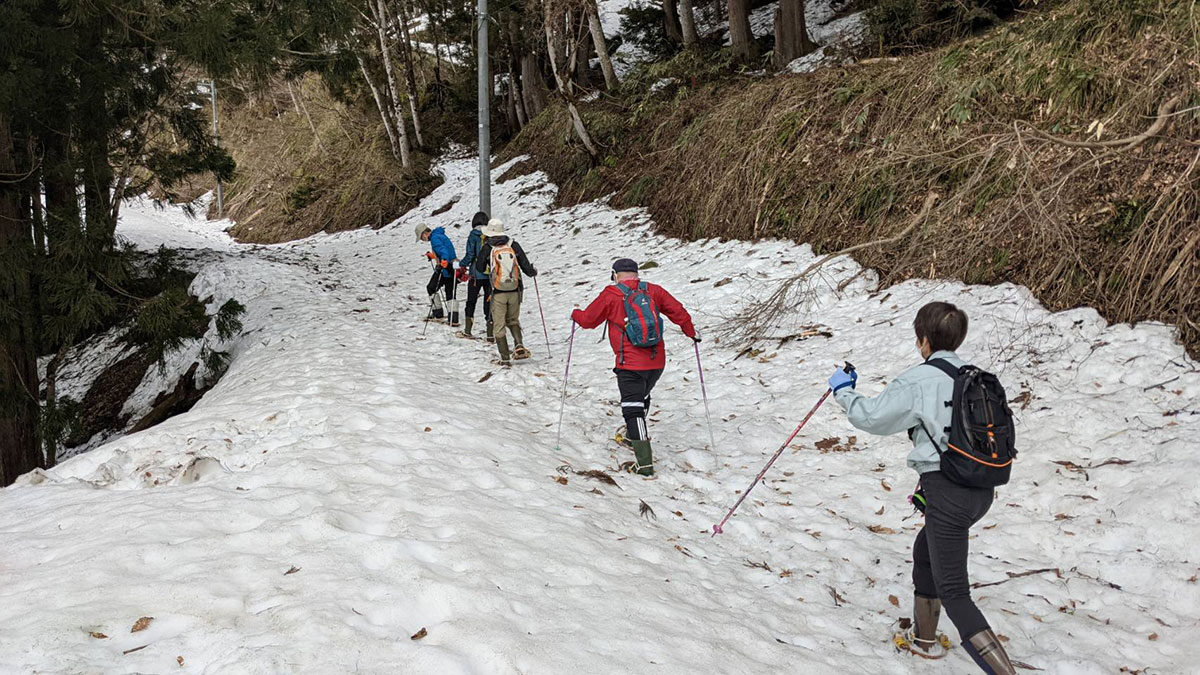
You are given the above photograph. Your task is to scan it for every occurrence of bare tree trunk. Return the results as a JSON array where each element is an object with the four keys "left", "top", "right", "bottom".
[
  {"left": 728, "top": 0, "right": 757, "bottom": 65},
  {"left": 293, "top": 79, "right": 328, "bottom": 154},
  {"left": 0, "top": 114, "right": 42, "bottom": 486},
  {"left": 358, "top": 52, "right": 403, "bottom": 162},
  {"left": 545, "top": 5, "right": 599, "bottom": 157},
  {"left": 394, "top": 0, "right": 426, "bottom": 148},
  {"left": 679, "top": 0, "right": 699, "bottom": 47},
  {"left": 504, "top": 74, "right": 519, "bottom": 131},
  {"left": 586, "top": 0, "right": 619, "bottom": 90},
  {"left": 663, "top": 0, "right": 683, "bottom": 44},
  {"left": 41, "top": 344, "right": 68, "bottom": 469},
  {"left": 565, "top": 10, "right": 587, "bottom": 91},
  {"left": 372, "top": 0, "right": 413, "bottom": 168},
  {"left": 26, "top": 138, "right": 45, "bottom": 256},
  {"left": 285, "top": 79, "right": 302, "bottom": 114},
  {"left": 512, "top": 64, "right": 529, "bottom": 127},
  {"left": 521, "top": 54, "right": 548, "bottom": 118},
  {"left": 773, "top": 0, "right": 815, "bottom": 69}
]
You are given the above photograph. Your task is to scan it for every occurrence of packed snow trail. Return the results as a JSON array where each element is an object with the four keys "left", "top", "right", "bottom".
[{"left": 2, "top": 156, "right": 1199, "bottom": 673}]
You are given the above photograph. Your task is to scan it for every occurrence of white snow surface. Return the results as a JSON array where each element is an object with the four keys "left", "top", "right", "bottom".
[{"left": 2, "top": 155, "right": 1199, "bottom": 673}]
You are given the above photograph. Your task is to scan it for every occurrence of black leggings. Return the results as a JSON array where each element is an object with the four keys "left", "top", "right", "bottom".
[
  {"left": 912, "top": 471, "right": 995, "bottom": 640},
  {"left": 615, "top": 368, "right": 663, "bottom": 441},
  {"left": 465, "top": 277, "right": 491, "bottom": 321}
]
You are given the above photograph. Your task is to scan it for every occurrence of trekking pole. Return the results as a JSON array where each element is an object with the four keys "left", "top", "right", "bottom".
[
  {"left": 533, "top": 276, "right": 552, "bottom": 358},
  {"left": 421, "top": 258, "right": 437, "bottom": 337},
  {"left": 553, "top": 322, "right": 577, "bottom": 450},
  {"left": 711, "top": 362, "right": 854, "bottom": 536},
  {"left": 694, "top": 340, "right": 717, "bottom": 454}
]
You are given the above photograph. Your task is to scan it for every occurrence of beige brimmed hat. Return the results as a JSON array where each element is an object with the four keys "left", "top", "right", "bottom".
[
  {"left": 414, "top": 223, "right": 431, "bottom": 241},
  {"left": 482, "top": 219, "right": 506, "bottom": 237}
]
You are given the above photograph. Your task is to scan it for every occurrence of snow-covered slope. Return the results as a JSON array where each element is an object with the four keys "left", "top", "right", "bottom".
[{"left": 1, "top": 156, "right": 1198, "bottom": 673}]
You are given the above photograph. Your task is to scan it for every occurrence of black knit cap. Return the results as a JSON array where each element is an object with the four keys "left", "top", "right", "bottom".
[
  {"left": 471, "top": 211, "right": 489, "bottom": 228},
  {"left": 612, "top": 258, "right": 639, "bottom": 273}
]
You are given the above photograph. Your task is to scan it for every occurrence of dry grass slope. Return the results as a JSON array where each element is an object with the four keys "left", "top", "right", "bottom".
[
  {"left": 508, "top": 0, "right": 1200, "bottom": 353},
  {"left": 217, "top": 75, "right": 442, "bottom": 244}
]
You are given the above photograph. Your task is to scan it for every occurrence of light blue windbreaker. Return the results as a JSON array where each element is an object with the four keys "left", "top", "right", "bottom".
[{"left": 833, "top": 350, "right": 965, "bottom": 475}]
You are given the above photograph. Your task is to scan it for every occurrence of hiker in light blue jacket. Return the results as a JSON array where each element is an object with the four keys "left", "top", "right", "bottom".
[{"left": 827, "top": 301, "right": 1016, "bottom": 675}]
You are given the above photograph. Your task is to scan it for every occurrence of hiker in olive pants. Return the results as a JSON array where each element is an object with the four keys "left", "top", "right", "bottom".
[
  {"left": 490, "top": 292, "right": 523, "bottom": 364},
  {"left": 474, "top": 219, "right": 537, "bottom": 365}
]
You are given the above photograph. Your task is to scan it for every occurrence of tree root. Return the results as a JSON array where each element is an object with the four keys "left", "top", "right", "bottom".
[{"left": 1024, "top": 95, "right": 1182, "bottom": 150}]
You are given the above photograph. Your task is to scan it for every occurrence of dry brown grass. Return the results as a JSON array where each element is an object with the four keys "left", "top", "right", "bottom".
[
  {"left": 507, "top": 0, "right": 1200, "bottom": 354},
  {"left": 215, "top": 75, "right": 442, "bottom": 244}
]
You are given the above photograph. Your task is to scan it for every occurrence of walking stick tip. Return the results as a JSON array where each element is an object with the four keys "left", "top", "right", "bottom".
[{"left": 711, "top": 523, "right": 723, "bottom": 536}]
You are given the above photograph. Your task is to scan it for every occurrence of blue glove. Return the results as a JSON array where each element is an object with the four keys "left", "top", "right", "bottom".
[{"left": 828, "top": 366, "right": 858, "bottom": 393}]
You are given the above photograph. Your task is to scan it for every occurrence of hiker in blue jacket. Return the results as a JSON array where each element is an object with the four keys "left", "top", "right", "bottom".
[
  {"left": 457, "top": 212, "right": 493, "bottom": 340},
  {"left": 827, "top": 301, "right": 1016, "bottom": 674},
  {"left": 415, "top": 223, "right": 460, "bottom": 326}
]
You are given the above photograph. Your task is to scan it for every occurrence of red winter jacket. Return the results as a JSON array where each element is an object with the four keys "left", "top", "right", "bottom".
[{"left": 571, "top": 279, "right": 696, "bottom": 371}]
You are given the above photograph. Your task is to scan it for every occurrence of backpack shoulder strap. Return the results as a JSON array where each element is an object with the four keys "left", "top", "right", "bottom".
[
  {"left": 615, "top": 283, "right": 634, "bottom": 297},
  {"left": 925, "top": 358, "right": 961, "bottom": 379},
  {"left": 637, "top": 281, "right": 648, "bottom": 292}
]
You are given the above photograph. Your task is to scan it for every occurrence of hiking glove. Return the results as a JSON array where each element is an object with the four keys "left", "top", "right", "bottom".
[
  {"left": 691, "top": 331, "right": 702, "bottom": 343},
  {"left": 452, "top": 261, "right": 460, "bottom": 270},
  {"left": 425, "top": 252, "right": 436, "bottom": 260},
  {"left": 828, "top": 366, "right": 858, "bottom": 392}
]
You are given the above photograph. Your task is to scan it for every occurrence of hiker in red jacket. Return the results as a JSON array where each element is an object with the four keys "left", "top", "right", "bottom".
[{"left": 570, "top": 258, "right": 697, "bottom": 476}]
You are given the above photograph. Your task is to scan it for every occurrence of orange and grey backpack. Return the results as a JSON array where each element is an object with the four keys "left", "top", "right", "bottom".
[
  {"left": 918, "top": 359, "right": 1017, "bottom": 488},
  {"left": 490, "top": 241, "right": 520, "bottom": 292}
]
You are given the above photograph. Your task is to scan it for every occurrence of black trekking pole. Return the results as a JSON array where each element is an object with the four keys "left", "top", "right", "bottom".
[
  {"left": 712, "top": 362, "right": 855, "bottom": 536},
  {"left": 421, "top": 258, "right": 437, "bottom": 336}
]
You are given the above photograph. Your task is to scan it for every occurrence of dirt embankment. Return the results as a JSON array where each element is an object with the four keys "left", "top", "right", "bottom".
[{"left": 506, "top": 0, "right": 1200, "bottom": 353}]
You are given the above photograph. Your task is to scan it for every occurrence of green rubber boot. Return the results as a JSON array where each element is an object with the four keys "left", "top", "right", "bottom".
[
  {"left": 495, "top": 335, "right": 512, "bottom": 365},
  {"left": 631, "top": 439, "right": 654, "bottom": 476}
]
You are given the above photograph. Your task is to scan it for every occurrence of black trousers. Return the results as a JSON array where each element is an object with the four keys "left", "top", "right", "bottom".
[
  {"left": 465, "top": 277, "right": 491, "bottom": 322},
  {"left": 426, "top": 270, "right": 456, "bottom": 300},
  {"left": 615, "top": 368, "right": 663, "bottom": 441},
  {"left": 912, "top": 471, "right": 995, "bottom": 640}
]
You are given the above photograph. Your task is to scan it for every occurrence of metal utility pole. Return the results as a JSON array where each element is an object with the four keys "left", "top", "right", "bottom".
[
  {"left": 209, "top": 80, "right": 224, "bottom": 218},
  {"left": 477, "top": 0, "right": 491, "bottom": 215}
]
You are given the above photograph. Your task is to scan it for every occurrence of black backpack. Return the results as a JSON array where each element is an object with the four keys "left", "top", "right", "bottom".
[{"left": 919, "top": 358, "right": 1017, "bottom": 488}]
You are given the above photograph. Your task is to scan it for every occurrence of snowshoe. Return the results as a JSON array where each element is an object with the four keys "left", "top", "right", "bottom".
[
  {"left": 456, "top": 330, "right": 477, "bottom": 339},
  {"left": 893, "top": 630, "right": 952, "bottom": 660},
  {"left": 614, "top": 425, "right": 633, "bottom": 449},
  {"left": 512, "top": 345, "right": 532, "bottom": 360}
]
